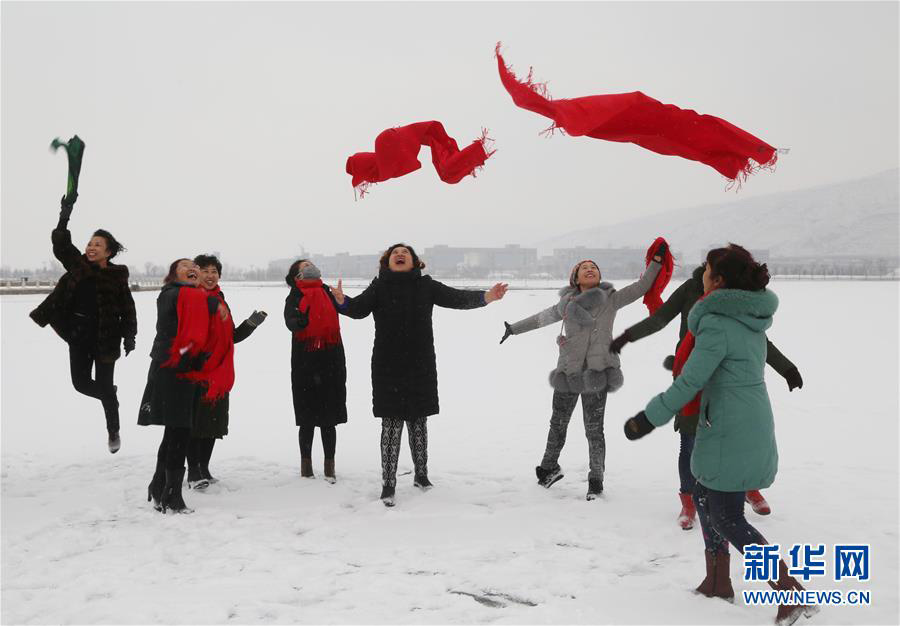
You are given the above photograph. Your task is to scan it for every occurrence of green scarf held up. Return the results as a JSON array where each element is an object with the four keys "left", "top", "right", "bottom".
[{"left": 50, "top": 135, "right": 85, "bottom": 203}]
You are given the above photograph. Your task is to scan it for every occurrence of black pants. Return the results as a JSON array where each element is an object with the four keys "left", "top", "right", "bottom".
[
  {"left": 186, "top": 437, "right": 216, "bottom": 472},
  {"left": 299, "top": 425, "right": 336, "bottom": 459},
  {"left": 154, "top": 426, "right": 192, "bottom": 475},
  {"left": 540, "top": 390, "right": 608, "bottom": 481},
  {"left": 381, "top": 418, "right": 428, "bottom": 487},
  {"left": 679, "top": 432, "right": 697, "bottom": 494},
  {"left": 69, "top": 344, "right": 119, "bottom": 435},
  {"left": 694, "top": 482, "right": 768, "bottom": 554}
]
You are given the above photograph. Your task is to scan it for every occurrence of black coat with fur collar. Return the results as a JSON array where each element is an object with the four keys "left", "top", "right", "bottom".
[
  {"left": 29, "top": 226, "right": 137, "bottom": 362},
  {"left": 341, "top": 268, "right": 486, "bottom": 420}
]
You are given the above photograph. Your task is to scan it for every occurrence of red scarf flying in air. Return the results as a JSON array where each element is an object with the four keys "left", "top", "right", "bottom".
[
  {"left": 293, "top": 279, "right": 342, "bottom": 351},
  {"left": 495, "top": 44, "right": 778, "bottom": 185},
  {"left": 644, "top": 237, "right": 674, "bottom": 314},
  {"left": 346, "top": 121, "right": 493, "bottom": 195},
  {"left": 181, "top": 286, "right": 236, "bottom": 403}
]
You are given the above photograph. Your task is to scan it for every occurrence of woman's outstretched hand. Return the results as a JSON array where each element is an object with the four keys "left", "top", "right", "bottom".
[
  {"left": 330, "top": 279, "right": 345, "bottom": 305},
  {"left": 624, "top": 411, "right": 656, "bottom": 440},
  {"left": 500, "top": 322, "right": 513, "bottom": 344},
  {"left": 484, "top": 283, "right": 509, "bottom": 304}
]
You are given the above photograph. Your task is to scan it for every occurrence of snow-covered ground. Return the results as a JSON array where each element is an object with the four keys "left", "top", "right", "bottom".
[{"left": 2, "top": 280, "right": 898, "bottom": 625}]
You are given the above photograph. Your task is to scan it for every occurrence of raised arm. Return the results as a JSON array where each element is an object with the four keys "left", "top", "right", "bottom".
[
  {"left": 507, "top": 303, "right": 563, "bottom": 336},
  {"left": 609, "top": 261, "right": 662, "bottom": 310},
  {"left": 643, "top": 315, "right": 727, "bottom": 428},
  {"left": 339, "top": 279, "right": 378, "bottom": 319},
  {"left": 430, "top": 279, "right": 488, "bottom": 310},
  {"left": 624, "top": 278, "right": 690, "bottom": 341},
  {"left": 51, "top": 197, "right": 84, "bottom": 272}
]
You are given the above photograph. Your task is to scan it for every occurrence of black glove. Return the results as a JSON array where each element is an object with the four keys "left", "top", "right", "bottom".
[
  {"left": 246, "top": 310, "right": 268, "bottom": 327},
  {"left": 58, "top": 193, "right": 77, "bottom": 225},
  {"left": 662, "top": 354, "right": 675, "bottom": 371},
  {"left": 207, "top": 296, "right": 220, "bottom": 315},
  {"left": 785, "top": 367, "right": 803, "bottom": 391},
  {"left": 609, "top": 331, "right": 632, "bottom": 354},
  {"left": 500, "top": 322, "right": 513, "bottom": 344},
  {"left": 123, "top": 336, "right": 135, "bottom": 356},
  {"left": 624, "top": 411, "right": 656, "bottom": 441},
  {"left": 653, "top": 240, "right": 668, "bottom": 260}
]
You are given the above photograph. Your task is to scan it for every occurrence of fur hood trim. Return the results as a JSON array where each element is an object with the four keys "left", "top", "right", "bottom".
[{"left": 688, "top": 288, "right": 778, "bottom": 334}]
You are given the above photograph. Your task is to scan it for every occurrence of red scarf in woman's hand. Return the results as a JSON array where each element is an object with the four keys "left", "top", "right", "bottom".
[
  {"left": 672, "top": 292, "right": 711, "bottom": 416},
  {"left": 182, "top": 286, "right": 235, "bottom": 402},
  {"left": 346, "top": 121, "right": 493, "bottom": 195},
  {"left": 496, "top": 44, "right": 777, "bottom": 185},
  {"left": 162, "top": 285, "right": 210, "bottom": 368},
  {"left": 643, "top": 237, "right": 674, "bottom": 315},
  {"left": 294, "top": 279, "right": 342, "bottom": 351}
]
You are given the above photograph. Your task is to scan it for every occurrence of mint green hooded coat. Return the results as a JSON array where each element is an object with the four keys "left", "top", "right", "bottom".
[{"left": 645, "top": 288, "right": 780, "bottom": 492}]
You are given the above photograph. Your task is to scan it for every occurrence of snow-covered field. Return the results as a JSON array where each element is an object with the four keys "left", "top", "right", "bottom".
[{"left": 2, "top": 280, "right": 898, "bottom": 625}]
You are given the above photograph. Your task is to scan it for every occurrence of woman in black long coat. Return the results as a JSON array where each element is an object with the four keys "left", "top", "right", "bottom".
[
  {"left": 284, "top": 259, "right": 347, "bottom": 483},
  {"left": 29, "top": 195, "right": 137, "bottom": 453},
  {"left": 138, "top": 259, "right": 216, "bottom": 514},
  {"left": 334, "top": 243, "right": 508, "bottom": 506}
]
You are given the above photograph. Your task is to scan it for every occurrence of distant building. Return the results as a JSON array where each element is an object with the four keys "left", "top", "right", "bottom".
[{"left": 424, "top": 244, "right": 537, "bottom": 276}]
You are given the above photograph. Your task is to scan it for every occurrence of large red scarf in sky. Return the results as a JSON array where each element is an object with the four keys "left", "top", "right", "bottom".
[
  {"left": 182, "top": 286, "right": 236, "bottom": 403},
  {"left": 346, "top": 121, "right": 493, "bottom": 195},
  {"left": 495, "top": 44, "right": 777, "bottom": 184}
]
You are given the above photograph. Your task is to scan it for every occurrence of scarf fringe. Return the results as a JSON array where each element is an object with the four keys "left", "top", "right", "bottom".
[
  {"left": 495, "top": 42, "right": 554, "bottom": 101},
  {"left": 725, "top": 149, "right": 780, "bottom": 192},
  {"left": 293, "top": 330, "right": 342, "bottom": 351}
]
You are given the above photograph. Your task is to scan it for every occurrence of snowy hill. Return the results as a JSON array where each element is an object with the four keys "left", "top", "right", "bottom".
[{"left": 536, "top": 169, "right": 899, "bottom": 262}]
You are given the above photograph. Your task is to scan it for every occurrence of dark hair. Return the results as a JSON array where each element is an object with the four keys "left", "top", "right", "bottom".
[
  {"left": 194, "top": 254, "right": 222, "bottom": 276},
  {"left": 164, "top": 258, "right": 192, "bottom": 284},
  {"left": 285, "top": 259, "right": 308, "bottom": 287},
  {"left": 706, "top": 244, "right": 770, "bottom": 291},
  {"left": 379, "top": 243, "right": 425, "bottom": 271},
  {"left": 92, "top": 229, "right": 125, "bottom": 260}
]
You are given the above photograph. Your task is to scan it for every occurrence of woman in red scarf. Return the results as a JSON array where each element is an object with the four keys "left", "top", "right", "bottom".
[
  {"left": 138, "top": 259, "right": 217, "bottom": 514},
  {"left": 185, "top": 254, "right": 267, "bottom": 490},
  {"left": 284, "top": 259, "right": 347, "bottom": 483}
]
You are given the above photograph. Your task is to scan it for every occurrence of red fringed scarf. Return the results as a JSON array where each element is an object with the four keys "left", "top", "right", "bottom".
[
  {"left": 162, "top": 285, "right": 211, "bottom": 369},
  {"left": 495, "top": 44, "right": 778, "bottom": 185},
  {"left": 672, "top": 292, "right": 711, "bottom": 417},
  {"left": 294, "top": 279, "right": 342, "bottom": 351},
  {"left": 182, "top": 287, "right": 236, "bottom": 403},
  {"left": 644, "top": 237, "right": 674, "bottom": 314},
  {"left": 346, "top": 121, "right": 494, "bottom": 196}
]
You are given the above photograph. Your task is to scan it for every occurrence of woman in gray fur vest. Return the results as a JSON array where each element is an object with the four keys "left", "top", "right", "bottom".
[{"left": 501, "top": 242, "right": 666, "bottom": 500}]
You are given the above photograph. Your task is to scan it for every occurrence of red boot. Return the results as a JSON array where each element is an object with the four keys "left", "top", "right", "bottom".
[
  {"left": 677, "top": 492, "right": 696, "bottom": 530},
  {"left": 746, "top": 490, "right": 771, "bottom": 515}
]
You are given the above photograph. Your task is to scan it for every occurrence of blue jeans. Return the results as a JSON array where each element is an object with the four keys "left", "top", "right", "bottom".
[
  {"left": 679, "top": 432, "right": 696, "bottom": 494},
  {"left": 693, "top": 482, "right": 768, "bottom": 554}
]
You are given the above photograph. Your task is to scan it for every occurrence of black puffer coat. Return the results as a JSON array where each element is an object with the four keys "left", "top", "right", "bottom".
[
  {"left": 285, "top": 284, "right": 347, "bottom": 427},
  {"left": 29, "top": 226, "right": 137, "bottom": 361},
  {"left": 341, "top": 269, "right": 486, "bottom": 420}
]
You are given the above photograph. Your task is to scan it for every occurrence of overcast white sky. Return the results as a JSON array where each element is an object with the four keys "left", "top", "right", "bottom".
[{"left": 2, "top": 1, "right": 898, "bottom": 270}]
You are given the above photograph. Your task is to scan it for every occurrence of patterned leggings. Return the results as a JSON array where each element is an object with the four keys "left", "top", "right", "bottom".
[
  {"left": 540, "top": 390, "right": 608, "bottom": 481},
  {"left": 381, "top": 417, "right": 428, "bottom": 487}
]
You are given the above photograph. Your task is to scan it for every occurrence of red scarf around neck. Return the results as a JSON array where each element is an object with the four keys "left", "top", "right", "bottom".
[
  {"left": 182, "top": 286, "right": 235, "bottom": 403},
  {"left": 496, "top": 44, "right": 777, "bottom": 186},
  {"left": 346, "top": 121, "right": 493, "bottom": 196},
  {"left": 162, "top": 285, "right": 210, "bottom": 369},
  {"left": 643, "top": 237, "right": 674, "bottom": 315},
  {"left": 672, "top": 292, "right": 711, "bottom": 416},
  {"left": 293, "top": 279, "right": 341, "bottom": 351}
]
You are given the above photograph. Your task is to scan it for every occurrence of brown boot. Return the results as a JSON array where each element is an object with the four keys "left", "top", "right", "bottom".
[
  {"left": 300, "top": 457, "right": 314, "bottom": 478},
  {"left": 695, "top": 550, "right": 717, "bottom": 596},
  {"left": 712, "top": 551, "right": 735, "bottom": 602},
  {"left": 324, "top": 458, "right": 336, "bottom": 484},
  {"left": 767, "top": 559, "right": 819, "bottom": 625}
]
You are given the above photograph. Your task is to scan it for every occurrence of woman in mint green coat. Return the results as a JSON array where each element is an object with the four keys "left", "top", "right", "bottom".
[{"left": 624, "top": 245, "right": 816, "bottom": 626}]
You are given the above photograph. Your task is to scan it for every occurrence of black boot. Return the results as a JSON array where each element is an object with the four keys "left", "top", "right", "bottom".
[
  {"left": 108, "top": 431, "right": 121, "bottom": 454},
  {"left": 535, "top": 465, "right": 563, "bottom": 488},
  {"left": 186, "top": 464, "right": 209, "bottom": 491},
  {"left": 160, "top": 467, "right": 193, "bottom": 514},
  {"left": 413, "top": 474, "right": 433, "bottom": 490},
  {"left": 147, "top": 469, "right": 165, "bottom": 511},
  {"left": 200, "top": 462, "right": 217, "bottom": 484},
  {"left": 380, "top": 485, "right": 396, "bottom": 507},
  {"left": 586, "top": 477, "right": 603, "bottom": 501}
]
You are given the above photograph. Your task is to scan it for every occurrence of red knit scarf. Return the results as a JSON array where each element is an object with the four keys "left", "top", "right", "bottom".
[
  {"left": 293, "top": 279, "right": 341, "bottom": 351},
  {"left": 346, "top": 121, "right": 494, "bottom": 196},
  {"left": 643, "top": 237, "right": 674, "bottom": 314},
  {"left": 182, "top": 286, "right": 235, "bottom": 403},
  {"left": 162, "top": 285, "right": 210, "bottom": 369},
  {"left": 672, "top": 292, "right": 711, "bottom": 416},
  {"left": 496, "top": 44, "right": 777, "bottom": 186}
]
